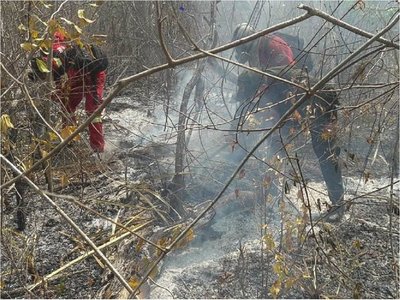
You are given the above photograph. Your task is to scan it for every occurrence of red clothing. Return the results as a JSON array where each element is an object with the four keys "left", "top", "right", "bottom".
[
  {"left": 258, "top": 34, "right": 294, "bottom": 69},
  {"left": 64, "top": 69, "right": 106, "bottom": 152},
  {"left": 52, "top": 40, "right": 106, "bottom": 152}
]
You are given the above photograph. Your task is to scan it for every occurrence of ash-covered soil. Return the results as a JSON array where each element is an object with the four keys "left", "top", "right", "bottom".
[
  {"left": 151, "top": 177, "right": 399, "bottom": 299},
  {"left": 1, "top": 87, "right": 399, "bottom": 299}
]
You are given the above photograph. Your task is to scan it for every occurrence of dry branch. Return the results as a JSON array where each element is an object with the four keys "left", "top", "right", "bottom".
[
  {"left": 0, "top": 154, "right": 135, "bottom": 296},
  {"left": 1, "top": 11, "right": 313, "bottom": 191},
  {"left": 130, "top": 12, "right": 400, "bottom": 296},
  {"left": 298, "top": 4, "right": 399, "bottom": 50}
]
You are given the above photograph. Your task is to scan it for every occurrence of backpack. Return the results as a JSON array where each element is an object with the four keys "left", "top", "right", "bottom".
[
  {"left": 272, "top": 32, "right": 314, "bottom": 71},
  {"left": 66, "top": 44, "right": 109, "bottom": 74}
]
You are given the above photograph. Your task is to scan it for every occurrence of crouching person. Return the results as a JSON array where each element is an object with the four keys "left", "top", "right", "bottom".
[{"left": 232, "top": 69, "right": 345, "bottom": 222}]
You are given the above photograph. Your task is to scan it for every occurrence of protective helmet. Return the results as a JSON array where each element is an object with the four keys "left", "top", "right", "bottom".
[
  {"left": 53, "top": 31, "right": 66, "bottom": 43},
  {"left": 232, "top": 23, "right": 256, "bottom": 63},
  {"left": 52, "top": 30, "right": 67, "bottom": 52}
]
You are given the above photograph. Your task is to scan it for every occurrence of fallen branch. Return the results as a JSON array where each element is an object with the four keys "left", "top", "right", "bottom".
[
  {"left": 1, "top": 222, "right": 150, "bottom": 297},
  {"left": 0, "top": 154, "right": 135, "bottom": 296},
  {"left": 130, "top": 11, "right": 400, "bottom": 296}
]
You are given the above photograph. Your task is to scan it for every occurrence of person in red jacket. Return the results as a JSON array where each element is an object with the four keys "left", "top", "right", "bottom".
[
  {"left": 231, "top": 23, "right": 345, "bottom": 222},
  {"left": 33, "top": 31, "right": 106, "bottom": 153},
  {"left": 232, "top": 23, "right": 294, "bottom": 69}
]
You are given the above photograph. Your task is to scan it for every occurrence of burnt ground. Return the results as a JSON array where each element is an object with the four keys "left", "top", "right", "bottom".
[{"left": 1, "top": 87, "right": 399, "bottom": 299}]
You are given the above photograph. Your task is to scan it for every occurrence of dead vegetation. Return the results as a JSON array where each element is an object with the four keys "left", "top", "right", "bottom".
[{"left": 1, "top": 1, "right": 399, "bottom": 299}]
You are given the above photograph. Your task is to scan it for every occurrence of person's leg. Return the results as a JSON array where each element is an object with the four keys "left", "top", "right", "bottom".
[
  {"left": 310, "top": 100, "right": 345, "bottom": 221},
  {"left": 63, "top": 69, "right": 84, "bottom": 125},
  {"left": 84, "top": 71, "right": 106, "bottom": 153}
]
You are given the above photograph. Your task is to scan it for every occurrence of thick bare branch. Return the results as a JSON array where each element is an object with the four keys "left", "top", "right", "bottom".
[
  {"left": 1, "top": 11, "right": 312, "bottom": 190},
  {"left": 156, "top": 1, "right": 176, "bottom": 65},
  {"left": 299, "top": 4, "right": 399, "bottom": 49},
  {"left": 132, "top": 12, "right": 400, "bottom": 296}
]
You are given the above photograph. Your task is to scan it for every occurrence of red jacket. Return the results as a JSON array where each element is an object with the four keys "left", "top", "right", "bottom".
[{"left": 258, "top": 34, "right": 294, "bottom": 69}]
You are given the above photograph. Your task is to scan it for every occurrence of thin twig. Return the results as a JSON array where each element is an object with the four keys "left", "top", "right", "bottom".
[
  {"left": 0, "top": 154, "right": 135, "bottom": 296},
  {"left": 1, "top": 11, "right": 312, "bottom": 190},
  {"left": 131, "top": 12, "right": 400, "bottom": 296}
]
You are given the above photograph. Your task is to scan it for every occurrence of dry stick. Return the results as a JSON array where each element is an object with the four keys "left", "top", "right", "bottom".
[
  {"left": 298, "top": 4, "right": 399, "bottom": 50},
  {"left": 4, "top": 222, "right": 151, "bottom": 296},
  {"left": 156, "top": 2, "right": 175, "bottom": 65},
  {"left": 44, "top": 191, "right": 163, "bottom": 250},
  {"left": 196, "top": 49, "right": 307, "bottom": 91},
  {"left": 389, "top": 114, "right": 399, "bottom": 287},
  {"left": 1, "top": 11, "right": 313, "bottom": 191},
  {"left": 0, "top": 154, "right": 135, "bottom": 296},
  {"left": 0, "top": 63, "right": 63, "bottom": 142},
  {"left": 131, "top": 12, "right": 400, "bottom": 296}
]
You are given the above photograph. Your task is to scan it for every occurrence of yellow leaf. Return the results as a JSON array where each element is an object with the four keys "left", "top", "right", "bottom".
[
  {"left": 39, "top": 39, "right": 52, "bottom": 51},
  {"left": 48, "top": 19, "right": 59, "bottom": 35},
  {"left": 74, "top": 24, "right": 83, "bottom": 34},
  {"left": 263, "top": 233, "right": 275, "bottom": 250},
  {"left": 31, "top": 30, "right": 39, "bottom": 39},
  {"left": 18, "top": 23, "right": 27, "bottom": 32},
  {"left": 60, "top": 126, "right": 80, "bottom": 141},
  {"left": 35, "top": 58, "right": 50, "bottom": 73},
  {"left": 60, "top": 174, "right": 70, "bottom": 188},
  {"left": 20, "top": 42, "right": 36, "bottom": 52},
  {"left": 273, "top": 262, "right": 282, "bottom": 275},
  {"left": 0, "top": 114, "right": 14, "bottom": 135},
  {"left": 0, "top": 279, "right": 4, "bottom": 289},
  {"left": 285, "top": 277, "right": 296, "bottom": 289},
  {"left": 40, "top": 149, "right": 48, "bottom": 158},
  {"left": 128, "top": 275, "right": 141, "bottom": 289},
  {"left": 60, "top": 17, "right": 74, "bottom": 26},
  {"left": 78, "top": 9, "right": 95, "bottom": 24},
  {"left": 270, "top": 279, "right": 281, "bottom": 298},
  {"left": 175, "top": 228, "right": 195, "bottom": 249},
  {"left": 48, "top": 131, "right": 59, "bottom": 142}
]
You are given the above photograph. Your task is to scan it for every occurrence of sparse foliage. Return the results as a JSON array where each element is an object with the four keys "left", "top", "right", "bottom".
[{"left": 1, "top": 1, "right": 399, "bottom": 299}]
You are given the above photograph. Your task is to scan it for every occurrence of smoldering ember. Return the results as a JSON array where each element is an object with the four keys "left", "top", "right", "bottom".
[{"left": 0, "top": 1, "right": 399, "bottom": 299}]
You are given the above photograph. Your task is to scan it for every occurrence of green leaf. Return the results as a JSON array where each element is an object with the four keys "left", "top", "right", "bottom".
[{"left": 35, "top": 58, "right": 50, "bottom": 73}]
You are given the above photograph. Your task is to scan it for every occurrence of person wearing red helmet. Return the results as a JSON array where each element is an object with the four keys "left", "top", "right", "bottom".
[
  {"left": 34, "top": 30, "right": 107, "bottom": 153},
  {"left": 231, "top": 24, "right": 345, "bottom": 222},
  {"left": 232, "top": 23, "right": 294, "bottom": 69}
]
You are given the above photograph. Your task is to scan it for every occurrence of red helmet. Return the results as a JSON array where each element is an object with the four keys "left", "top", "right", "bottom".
[
  {"left": 52, "top": 31, "right": 67, "bottom": 52},
  {"left": 53, "top": 31, "right": 66, "bottom": 43}
]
